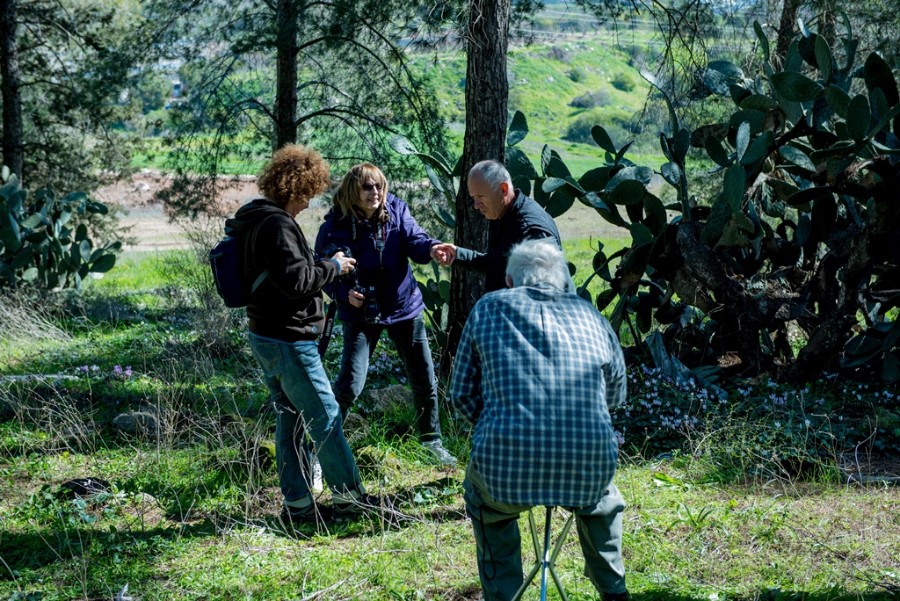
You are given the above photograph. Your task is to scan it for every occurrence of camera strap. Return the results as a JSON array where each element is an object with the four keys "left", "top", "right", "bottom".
[
  {"left": 317, "top": 300, "right": 338, "bottom": 358},
  {"left": 374, "top": 222, "right": 386, "bottom": 268},
  {"left": 350, "top": 216, "right": 387, "bottom": 269}
]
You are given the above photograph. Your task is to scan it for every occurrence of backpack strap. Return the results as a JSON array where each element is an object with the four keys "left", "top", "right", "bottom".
[
  {"left": 245, "top": 214, "right": 276, "bottom": 295},
  {"left": 250, "top": 268, "right": 268, "bottom": 294},
  {"left": 224, "top": 205, "right": 276, "bottom": 298}
]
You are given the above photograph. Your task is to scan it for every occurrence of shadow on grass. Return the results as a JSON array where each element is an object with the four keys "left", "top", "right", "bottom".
[
  {"left": 269, "top": 476, "right": 468, "bottom": 540},
  {"left": 0, "top": 519, "right": 216, "bottom": 578}
]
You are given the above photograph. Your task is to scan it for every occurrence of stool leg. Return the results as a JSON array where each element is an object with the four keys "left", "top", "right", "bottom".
[
  {"left": 548, "top": 513, "right": 575, "bottom": 601},
  {"left": 511, "top": 509, "right": 541, "bottom": 601},
  {"left": 539, "top": 506, "right": 553, "bottom": 601},
  {"left": 511, "top": 507, "right": 574, "bottom": 601}
]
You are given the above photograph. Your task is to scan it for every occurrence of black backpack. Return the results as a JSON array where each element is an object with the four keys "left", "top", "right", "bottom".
[{"left": 209, "top": 219, "right": 269, "bottom": 308}]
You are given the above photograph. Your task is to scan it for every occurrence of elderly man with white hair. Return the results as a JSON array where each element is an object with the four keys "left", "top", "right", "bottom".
[{"left": 450, "top": 239, "right": 629, "bottom": 601}]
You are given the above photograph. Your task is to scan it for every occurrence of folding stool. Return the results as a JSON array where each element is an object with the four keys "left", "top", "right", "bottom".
[{"left": 511, "top": 506, "right": 575, "bottom": 601}]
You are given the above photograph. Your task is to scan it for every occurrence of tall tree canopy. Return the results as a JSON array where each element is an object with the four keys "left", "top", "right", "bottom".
[
  {"left": 0, "top": 0, "right": 146, "bottom": 192},
  {"left": 150, "top": 0, "right": 450, "bottom": 216}
]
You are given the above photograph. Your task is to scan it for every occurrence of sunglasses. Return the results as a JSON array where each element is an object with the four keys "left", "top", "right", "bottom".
[{"left": 361, "top": 183, "right": 383, "bottom": 192}]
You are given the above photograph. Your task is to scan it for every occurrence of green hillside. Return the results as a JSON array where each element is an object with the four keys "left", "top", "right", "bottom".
[
  {"left": 412, "top": 30, "right": 658, "bottom": 175},
  {"left": 134, "top": 7, "right": 685, "bottom": 179}
]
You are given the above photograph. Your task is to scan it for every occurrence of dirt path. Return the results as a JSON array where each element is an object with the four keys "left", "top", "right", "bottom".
[
  {"left": 97, "top": 171, "right": 621, "bottom": 251},
  {"left": 95, "top": 172, "right": 257, "bottom": 252}
]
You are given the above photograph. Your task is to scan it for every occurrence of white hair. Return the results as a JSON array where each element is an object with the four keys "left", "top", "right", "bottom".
[
  {"left": 469, "top": 160, "right": 512, "bottom": 190},
  {"left": 505, "top": 239, "right": 569, "bottom": 291}
]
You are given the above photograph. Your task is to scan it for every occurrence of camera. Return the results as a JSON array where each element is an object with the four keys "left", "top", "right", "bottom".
[
  {"left": 320, "top": 244, "right": 356, "bottom": 281},
  {"left": 321, "top": 244, "right": 379, "bottom": 323},
  {"left": 354, "top": 284, "right": 380, "bottom": 324}
]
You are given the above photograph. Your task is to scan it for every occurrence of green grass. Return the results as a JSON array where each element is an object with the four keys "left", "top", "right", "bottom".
[
  {"left": 1, "top": 444, "right": 896, "bottom": 600},
  {"left": 1, "top": 249, "right": 898, "bottom": 601}
]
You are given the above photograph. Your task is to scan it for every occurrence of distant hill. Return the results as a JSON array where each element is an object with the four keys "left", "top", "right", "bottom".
[{"left": 408, "top": 10, "right": 663, "bottom": 174}]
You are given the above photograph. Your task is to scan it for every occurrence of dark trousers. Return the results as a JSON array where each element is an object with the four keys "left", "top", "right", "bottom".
[
  {"left": 463, "top": 463, "right": 627, "bottom": 601},
  {"left": 334, "top": 314, "right": 441, "bottom": 441}
]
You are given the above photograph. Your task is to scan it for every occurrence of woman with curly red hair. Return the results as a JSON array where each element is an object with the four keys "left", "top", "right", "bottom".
[{"left": 228, "top": 145, "right": 368, "bottom": 527}]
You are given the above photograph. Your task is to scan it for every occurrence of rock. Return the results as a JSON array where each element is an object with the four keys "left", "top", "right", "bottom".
[
  {"left": 58, "top": 477, "right": 111, "bottom": 499},
  {"left": 250, "top": 440, "right": 276, "bottom": 470},
  {"left": 113, "top": 411, "right": 160, "bottom": 438},
  {"left": 365, "top": 384, "right": 412, "bottom": 414},
  {"left": 355, "top": 445, "right": 404, "bottom": 482},
  {"left": 342, "top": 412, "right": 370, "bottom": 445},
  {"left": 121, "top": 492, "right": 166, "bottom": 527}
]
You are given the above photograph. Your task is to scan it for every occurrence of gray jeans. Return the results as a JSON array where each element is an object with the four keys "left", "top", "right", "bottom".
[{"left": 463, "top": 463, "right": 627, "bottom": 601}]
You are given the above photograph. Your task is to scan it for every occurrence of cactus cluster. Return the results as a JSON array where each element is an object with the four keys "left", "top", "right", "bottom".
[
  {"left": 398, "top": 21, "right": 899, "bottom": 384},
  {"left": 539, "top": 21, "right": 899, "bottom": 383},
  {"left": 0, "top": 169, "right": 121, "bottom": 291}
]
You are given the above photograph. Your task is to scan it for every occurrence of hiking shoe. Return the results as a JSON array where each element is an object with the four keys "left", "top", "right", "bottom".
[
  {"left": 602, "top": 591, "right": 630, "bottom": 601},
  {"left": 422, "top": 439, "right": 457, "bottom": 467},
  {"left": 333, "top": 493, "right": 397, "bottom": 522},
  {"left": 279, "top": 504, "right": 330, "bottom": 528}
]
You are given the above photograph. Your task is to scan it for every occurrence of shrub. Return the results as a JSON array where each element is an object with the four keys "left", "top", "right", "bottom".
[
  {"left": 611, "top": 72, "right": 636, "bottom": 92},
  {"left": 0, "top": 171, "right": 121, "bottom": 291},
  {"left": 533, "top": 23, "right": 900, "bottom": 385},
  {"left": 563, "top": 108, "right": 633, "bottom": 144},
  {"left": 567, "top": 67, "right": 588, "bottom": 83},
  {"left": 569, "top": 89, "right": 612, "bottom": 109}
]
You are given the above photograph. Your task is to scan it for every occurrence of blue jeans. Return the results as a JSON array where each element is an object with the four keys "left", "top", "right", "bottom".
[
  {"left": 463, "top": 463, "right": 627, "bottom": 601},
  {"left": 334, "top": 315, "right": 441, "bottom": 441},
  {"left": 249, "top": 332, "right": 364, "bottom": 506}
]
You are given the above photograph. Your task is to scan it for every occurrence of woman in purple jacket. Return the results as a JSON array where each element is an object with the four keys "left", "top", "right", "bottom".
[{"left": 315, "top": 164, "right": 457, "bottom": 466}]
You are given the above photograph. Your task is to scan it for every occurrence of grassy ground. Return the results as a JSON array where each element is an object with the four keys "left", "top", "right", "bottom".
[{"left": 1, "top": 250, "right": 898, "bottom": 601}]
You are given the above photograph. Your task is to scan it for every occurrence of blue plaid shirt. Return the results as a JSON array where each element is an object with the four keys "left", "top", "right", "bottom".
[{"left": 450, "top": 285, "right": 626, "bottom": 506}]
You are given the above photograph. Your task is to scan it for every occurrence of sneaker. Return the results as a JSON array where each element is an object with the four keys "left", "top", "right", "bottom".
[
  {"left": 421, "top": 439, "right": 458, "bottom": 467},
  {"left": 601, "top": 591, "right": 630, "bottom": 601},
  {"left": 279, "top": 503, "right": 330, "bottom": 528},
  {"left": 310, "top": 454, "right": 323, "bottom": 493},
  {"left": 332, "top": 493, "right": 396, "bottom": 522}
]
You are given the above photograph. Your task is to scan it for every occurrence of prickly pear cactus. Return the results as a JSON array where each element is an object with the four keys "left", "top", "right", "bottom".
[
  {"left": 549, "top": 21, "right": 899, "bottom": 383},
  {"left": 0, "top": 172, "right": 121, "bottom": 291}
]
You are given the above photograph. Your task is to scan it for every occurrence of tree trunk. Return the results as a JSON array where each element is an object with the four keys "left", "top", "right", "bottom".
[
  {"left": 675, "top": 221, "right": 766, "bottom": 374},
  {"left": 818, "top": 0, "right": 837, "bottom": 50},
  {"left": 443, "top": 0, "right": 511, "bottom": 363},
  {"left": 788, "top": 229, "right": 872, "bottom": 382},
  {"left": 274, "top": 0, "right": 299, "bottom": 150},
  {"left": 0, "top": 0, "right": 24, "bottom": 181},
  {"left": 774, "top": 0, "right": 801, "bottom": 67}
]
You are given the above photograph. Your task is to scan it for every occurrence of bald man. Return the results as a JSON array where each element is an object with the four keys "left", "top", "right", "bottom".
[{"left": 430, "top": 160, "right": 563, "bottom": 292}]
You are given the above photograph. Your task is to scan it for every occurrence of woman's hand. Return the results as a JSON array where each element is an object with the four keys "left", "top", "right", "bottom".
[
  {"left": 332, "top": 251, "right": 357, "bottom": 275},
  {"left": 430, "top": 243, "right": 457, "bottom": 266},
  {"left": 348, "top": 287, "right": 365, "bottom": 308}
]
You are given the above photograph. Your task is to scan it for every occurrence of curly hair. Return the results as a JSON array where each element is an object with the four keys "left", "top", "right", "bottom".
[
  {"left": 257, "top": 145, "right": 331, "bottom": 207},
  {"left": 332, "top": 163, "right": 390, "bottom": 223}
]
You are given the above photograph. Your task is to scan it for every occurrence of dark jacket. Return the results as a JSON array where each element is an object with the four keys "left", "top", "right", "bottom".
[
  {"left": 455, "top": 189, "right": 562, "bottom": 292},
  {"left": 314, "top": 194, "right": 437, "bottom": 325},
  {"left": 229, "top": 198, "right": 340, "bottom": 342}
]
